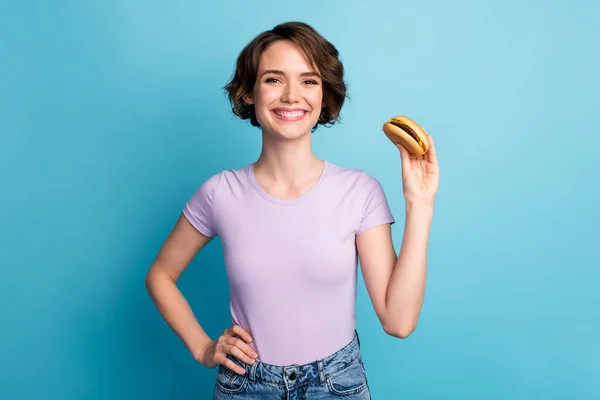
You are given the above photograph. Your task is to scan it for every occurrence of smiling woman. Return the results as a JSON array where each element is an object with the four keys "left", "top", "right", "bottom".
[{"left": 145, "top": 21, "right": 439, "bottom": 400}]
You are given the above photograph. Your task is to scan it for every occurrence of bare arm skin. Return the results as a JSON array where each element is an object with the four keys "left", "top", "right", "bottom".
[{"left": 145, "top": 214, "right": 257, "bottom": 374}]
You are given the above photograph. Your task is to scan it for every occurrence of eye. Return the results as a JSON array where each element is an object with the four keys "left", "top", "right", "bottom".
[
  {"left": 304, "top": 80, "right": 319, "bottom": 85},
  {"left": 265, "top": 78, "right": 280, "bottom": 83}
]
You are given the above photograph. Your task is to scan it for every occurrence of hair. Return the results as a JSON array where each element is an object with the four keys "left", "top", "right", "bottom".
[{"left": 223, "top": 21, "right": 348, "bottom": 131}]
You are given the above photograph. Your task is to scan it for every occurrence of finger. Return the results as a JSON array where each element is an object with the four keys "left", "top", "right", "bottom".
[
  {"left": 230, "top": 325, "right": 253, "bottom": 343},
  {"left": 228, "top": 342, "right": 258, "bottom": 365},
  {"left": 396, "top": 144, "right": 411, "bottom": 171},
  {"left": 213, "top": 353, "right": 246, "bottom": 375},
  {"left": 223, "top": 357, "right": 247, "bottom": 375},
  {"left": 227, "top": 337, "right": 258, "bottom": 361},
  {"left": 426, "top": 135, "right": 438, "bottom": 165}
]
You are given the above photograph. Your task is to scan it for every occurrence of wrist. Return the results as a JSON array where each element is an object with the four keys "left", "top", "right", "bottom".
[
  {"left": 191, "top": 338, "right": 214, "bottom": 366},
  {"left": 405, "top": 200, "right": 434, "bottom": 214}
]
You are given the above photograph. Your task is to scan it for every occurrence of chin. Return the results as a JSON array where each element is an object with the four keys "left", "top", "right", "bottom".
[
  {"left": 262, "top": 114, "right": 319, "bottom": 140},
  {"left": 268, "top": 127, "right": 312, "bottom": 141}
]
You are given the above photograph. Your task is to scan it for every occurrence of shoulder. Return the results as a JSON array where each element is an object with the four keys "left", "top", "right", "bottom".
[
  {"left": 323, "top": 161, "right": 395, "bottom": 232},
  {"left": 190, "top": 163, "right": 253, "bottom": 198},
  {"left": 183, "top": 164, "right": 253, "bottom": 236},
  {"left": 324, "top": 161, "right": 384, "bottom": 193},
  {"left": 324, "top": 161, "right": 391, "bottom": 212}
]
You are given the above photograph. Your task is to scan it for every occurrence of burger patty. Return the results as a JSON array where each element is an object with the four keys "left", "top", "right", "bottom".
[{"left": 390, "top": 119, "right": 421, "bottom": 143}]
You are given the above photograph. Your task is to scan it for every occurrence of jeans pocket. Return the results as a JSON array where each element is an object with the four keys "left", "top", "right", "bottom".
[
  {"left": 216, "top": 363, "right": 248, "bottom": 394},
  {"left": 326, "top": 359, "right": 369, "bottom": 396}
]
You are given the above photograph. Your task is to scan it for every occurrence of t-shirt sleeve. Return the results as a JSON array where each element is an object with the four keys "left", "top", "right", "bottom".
[
  {"left": 357, "top": 173, "right": 395, "bottom": 235},
  {"left": 182, "top": 172, "right": 222, "bottom": 237}
]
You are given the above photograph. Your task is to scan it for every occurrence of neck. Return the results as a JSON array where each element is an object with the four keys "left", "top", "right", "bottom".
[{"left": 254, "top": 130, "right": 323, "bottom": 185}]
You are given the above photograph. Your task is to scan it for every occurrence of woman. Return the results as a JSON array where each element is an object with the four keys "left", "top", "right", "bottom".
[{"left": 145, "top": 21, "right": 439, "bottom": 399}]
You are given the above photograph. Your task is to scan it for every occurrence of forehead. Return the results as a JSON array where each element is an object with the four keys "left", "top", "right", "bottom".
[{"left": 258, "top": 40, "right": 317, "bottom": 74}]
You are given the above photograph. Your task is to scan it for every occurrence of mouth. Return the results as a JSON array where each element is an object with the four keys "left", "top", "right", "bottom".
[{"left": 272, "top": 109, "right": 308, "bottom": 122}]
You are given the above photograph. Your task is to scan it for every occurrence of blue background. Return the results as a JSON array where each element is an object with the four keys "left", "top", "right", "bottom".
[{"left": 1, "top": 0, "right": 598, "bottom": 398}]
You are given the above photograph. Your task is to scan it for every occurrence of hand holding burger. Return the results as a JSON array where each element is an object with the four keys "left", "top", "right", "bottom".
[{"left": 382, "top": 115, "right": 440, "bottom": 207}]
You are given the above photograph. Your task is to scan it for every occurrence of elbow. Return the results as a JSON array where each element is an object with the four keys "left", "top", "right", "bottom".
[
  {"left": 144, "top": 266, "right": 166, "bottom": 294},
  {"left": 145, "top": 270, "right": 156, "bottom": 297},
  {"left": 144, "top": 271, "right": 153, "bottom": 292},
  {"left": 383, "top": 320, "right": 417, "bottom": 339},
  {"left": 145, "top": 267, "right": 156, "bottom": 290},
  {"left": 145, "top": 266, "right": 178, "bottom": 300}
]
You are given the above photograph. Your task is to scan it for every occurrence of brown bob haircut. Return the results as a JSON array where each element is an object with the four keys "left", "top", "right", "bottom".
[{"left": 224, "top": 21, "right": 348, "bottom": 131}]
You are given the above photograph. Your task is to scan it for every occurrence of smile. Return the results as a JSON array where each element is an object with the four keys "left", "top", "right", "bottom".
[{"left": 272, "top": 110, "right": 308, "bottom": 121}]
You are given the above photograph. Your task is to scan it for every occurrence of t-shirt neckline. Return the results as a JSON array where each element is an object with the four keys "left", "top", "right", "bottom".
[{"left": 247, "top": 160, "right": 329, "bottom": 205}]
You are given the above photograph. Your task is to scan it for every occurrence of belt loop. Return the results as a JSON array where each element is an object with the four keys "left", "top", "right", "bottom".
[
  {"left": 355, "top": 329, "right": 361, "bottom": 348},
  {"left": 317, "top": 359, "right": 325, "bottom": 384},
  {"left": 249, "top": 359, "right": 258, "bottom": 382}
]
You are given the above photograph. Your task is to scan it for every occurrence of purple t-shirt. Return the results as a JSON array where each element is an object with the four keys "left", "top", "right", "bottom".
[{"left": 183, "top": 160, "right": 395, "bottom": 366}]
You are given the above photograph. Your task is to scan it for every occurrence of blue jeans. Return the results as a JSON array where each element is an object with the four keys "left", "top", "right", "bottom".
[{"left": 213, "top": 330, "right": 371, "bottom": 399}]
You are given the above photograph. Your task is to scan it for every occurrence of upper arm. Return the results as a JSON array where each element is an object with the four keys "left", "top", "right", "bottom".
[
  {"left": 148, "top": 172, "right": 222, "bottom": 282},
  {"left": 356, "top": 223, "right": 397, "bottom": 325},
  {"left": 147, "top": 213, "right": 214, "bottom": 283},
  {"left": 354, "top": 172, "right": 396, "bottom": 323}
]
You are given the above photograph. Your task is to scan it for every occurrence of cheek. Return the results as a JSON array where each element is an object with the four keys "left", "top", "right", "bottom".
[
  {"left": 255, "top": 91, "right": 278, "bottom": 113},
  {"left": 310, "top": 90, "right": 323, "bottom": 108}
]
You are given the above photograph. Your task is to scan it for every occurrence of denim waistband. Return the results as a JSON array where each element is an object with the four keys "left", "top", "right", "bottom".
[{"left": 227, "top": 330, "right": 363, "bottom": 390}]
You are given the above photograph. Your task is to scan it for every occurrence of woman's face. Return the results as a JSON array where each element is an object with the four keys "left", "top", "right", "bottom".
[{"left": 244, "top": 40, "right": 323, "bottom": 140}]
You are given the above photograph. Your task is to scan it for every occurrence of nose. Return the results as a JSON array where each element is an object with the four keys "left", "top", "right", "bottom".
[{"left": 281, "top": 82, "right": 300, "bottom": 103}]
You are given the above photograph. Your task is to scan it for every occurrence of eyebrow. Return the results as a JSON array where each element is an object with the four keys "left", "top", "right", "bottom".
[{"left": 260, "top": 69, "right": 321, "bottom": 79}]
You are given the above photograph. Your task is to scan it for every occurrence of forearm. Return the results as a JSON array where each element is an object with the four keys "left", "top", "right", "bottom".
[
  {"left": 384, "top": 202, "right": 433, "bottom": 337},
  {"left": 145, "top": 268, "right": 212, "bottom": 361}
]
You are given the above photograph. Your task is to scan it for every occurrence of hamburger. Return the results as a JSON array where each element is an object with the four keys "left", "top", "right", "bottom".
[{"left": 382, "top": 116, "right": 429, "bottom": 156}]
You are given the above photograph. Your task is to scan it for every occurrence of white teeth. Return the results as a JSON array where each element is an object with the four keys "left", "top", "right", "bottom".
[{"left": 275, "top": 111, "right": 306, "bottom": 118}]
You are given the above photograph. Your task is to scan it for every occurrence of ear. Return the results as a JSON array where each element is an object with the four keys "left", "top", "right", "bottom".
[{"left": 242, "top": 92, "right": 253, "bottom": 105}]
